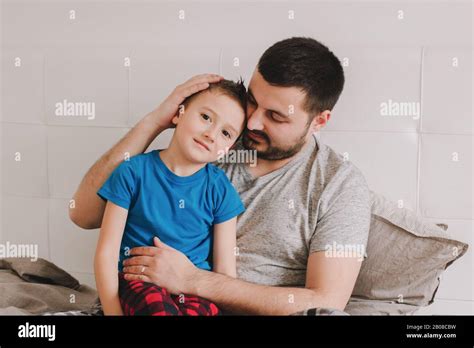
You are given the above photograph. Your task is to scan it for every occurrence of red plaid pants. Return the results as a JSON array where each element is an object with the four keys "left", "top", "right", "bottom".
[{"left": 118, "top": 272, "right": 220, "bottom": 316}]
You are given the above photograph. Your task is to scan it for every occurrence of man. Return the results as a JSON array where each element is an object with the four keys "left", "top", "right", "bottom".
[{"left": 70, "top": 37, "right": 371, "bottom": 315}]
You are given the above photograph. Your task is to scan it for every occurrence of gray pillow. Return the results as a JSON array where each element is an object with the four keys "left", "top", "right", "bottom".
[{"left": 345, "top": 191, "right": 469, "bottom": 315}]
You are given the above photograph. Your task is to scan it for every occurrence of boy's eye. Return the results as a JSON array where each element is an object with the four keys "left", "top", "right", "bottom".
[
  {"left": 201, "top": 113, "right": 211, "bottom": 122},
  {"left": 222, "top": 130, "right": 231, "bottom": 139}
]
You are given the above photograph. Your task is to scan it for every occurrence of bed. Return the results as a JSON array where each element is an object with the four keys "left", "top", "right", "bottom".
[{"left": 0, "top": 192, "right": 468, "bottom": 316}]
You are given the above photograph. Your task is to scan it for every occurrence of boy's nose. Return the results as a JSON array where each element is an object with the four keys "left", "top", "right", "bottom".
[{"left": 203, "top": 128, "right": 217, "bottom": 142}]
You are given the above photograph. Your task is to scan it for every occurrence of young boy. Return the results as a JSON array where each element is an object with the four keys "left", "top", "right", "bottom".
[{"left": 95, "top": 79, "right": 247, "bottom": 316}]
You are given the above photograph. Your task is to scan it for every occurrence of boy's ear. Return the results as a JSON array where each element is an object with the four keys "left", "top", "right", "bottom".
[
  {"left": 172, "top": 104, "right": 185, "bottom": 125},
  {"left": 172, "top": 115, "right": 179, "bottom": 125}
]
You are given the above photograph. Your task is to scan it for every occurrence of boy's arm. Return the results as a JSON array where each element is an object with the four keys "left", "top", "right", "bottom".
[
  {"left": 94, "top": 201, "right": 129, "bottom": 315},
  {"left": 212, "top": 218, "right": 237, "bottom": 278},
  {"left": 69, "top": 74, "right": 223, "bottom": 230}
]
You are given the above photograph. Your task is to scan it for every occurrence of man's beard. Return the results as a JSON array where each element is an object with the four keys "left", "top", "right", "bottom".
[{"left": 241, "top": 126, "right": 309, "bottom": 161}]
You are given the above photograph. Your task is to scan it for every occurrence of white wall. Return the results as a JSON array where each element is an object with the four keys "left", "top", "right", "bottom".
[{"left": 1, "top": 0, "right": 472, "bottom": 314}]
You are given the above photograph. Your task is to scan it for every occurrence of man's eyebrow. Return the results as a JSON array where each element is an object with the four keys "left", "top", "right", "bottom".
[
  {"left": 248, "top": 87, "right": 289, "bottom": 119},
  {"left": 201, "top": 106, "right": 239, "bottom": 136}
]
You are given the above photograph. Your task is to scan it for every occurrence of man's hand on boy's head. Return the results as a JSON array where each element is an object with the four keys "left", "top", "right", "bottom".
[
  {"left": 122, "top": 237, "right": 198, "bottom": 295},
  {"left": 151, "top": 73, "right": 224, "bottom": 130}
]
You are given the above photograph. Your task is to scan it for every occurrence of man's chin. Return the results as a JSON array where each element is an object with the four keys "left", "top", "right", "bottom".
[
  {"left": 242, "top": 136, "right": 265, "bottom": 150},
  {"left": 243, "top": 142, "right": 274, "bottom": 160}
]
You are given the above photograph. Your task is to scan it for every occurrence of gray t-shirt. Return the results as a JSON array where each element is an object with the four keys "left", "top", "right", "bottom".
[{"left": 217, "top": 134, "right": 371, "bottom": 288}]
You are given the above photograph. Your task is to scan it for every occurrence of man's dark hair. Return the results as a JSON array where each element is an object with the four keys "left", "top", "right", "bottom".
[
  {"left": 258, "top": 37, "right": 344, "bottom": 117},
  {"left": 183, "top": 77, "right": 247, "bottom": 115}
]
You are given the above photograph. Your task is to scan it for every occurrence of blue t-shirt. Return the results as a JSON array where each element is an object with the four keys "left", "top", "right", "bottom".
[{"left": 97, "top": 150, "right": 245, "bottom": 272}]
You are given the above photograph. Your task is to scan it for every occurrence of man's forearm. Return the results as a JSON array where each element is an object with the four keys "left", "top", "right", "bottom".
[
  {"left": 190, "top": 269, "right": 344, "bottom": 315},
  {"left": 69, "top": 111, "right": 166, "bottom": 229}
]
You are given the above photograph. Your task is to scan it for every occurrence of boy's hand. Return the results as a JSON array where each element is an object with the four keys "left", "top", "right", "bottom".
[{"left": 150, "top": 73, "right": 224, "bottom": 130}]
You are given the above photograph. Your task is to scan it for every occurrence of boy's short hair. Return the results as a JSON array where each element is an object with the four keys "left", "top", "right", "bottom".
[{"left": 182, "top": 77, "right": 247, "bottom": 116}]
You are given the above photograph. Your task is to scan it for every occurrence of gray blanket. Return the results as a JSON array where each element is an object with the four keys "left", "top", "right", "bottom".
[{"left": 0, "top": 257, "right": 99, "bottom": 315}]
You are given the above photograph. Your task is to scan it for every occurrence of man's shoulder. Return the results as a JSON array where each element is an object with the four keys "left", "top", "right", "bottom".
[{"left": 311, "top": 135, "right": 368, "bottom": 193}]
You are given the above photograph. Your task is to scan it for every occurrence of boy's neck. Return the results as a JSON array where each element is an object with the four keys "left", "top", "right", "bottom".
[{"left": 159, "top": 141, "right": 206, "bottom": 177}]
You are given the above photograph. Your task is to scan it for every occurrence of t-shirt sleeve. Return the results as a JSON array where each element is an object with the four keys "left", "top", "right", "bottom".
[
  {"left": 212, "top": 171, "right": 245, "bottom": 224},
  {"left": 97, "top": 160, "right": 136, "bottom": 210},
  {"left": 309, "top": 164, "right": 371, "bottom": 254}
]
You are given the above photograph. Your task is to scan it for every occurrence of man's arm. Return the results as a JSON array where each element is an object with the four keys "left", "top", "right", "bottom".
[
  {"left": 122, "top": 240, "right": 362, "bottom": 315},
  {"left": 189, "top": 251, "right": 361, "bottom": 315},
  {"left": 69, "top": 74, "right": 223, "bottom": 229}
]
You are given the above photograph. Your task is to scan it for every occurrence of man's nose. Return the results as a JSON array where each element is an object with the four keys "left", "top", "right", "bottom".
[{"left": 246, "top": 107, "right": 265, "bottom": 131}]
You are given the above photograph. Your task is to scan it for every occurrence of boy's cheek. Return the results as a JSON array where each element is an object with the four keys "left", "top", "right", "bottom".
[
  {"left": 213, "top": 146, "right": 228, "bottom": 160},
  {"left": 213, "top": 149, "right": 223, "bottom": 159},
  {"left": 219, "top": 143, "right": 234, "bottom": 154}
]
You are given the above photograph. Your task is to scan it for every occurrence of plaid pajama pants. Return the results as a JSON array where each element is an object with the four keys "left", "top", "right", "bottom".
[{"left": 118, "top": 272, "right": 220, "bottom": 316}]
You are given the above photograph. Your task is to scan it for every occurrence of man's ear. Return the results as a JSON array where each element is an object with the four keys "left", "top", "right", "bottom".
[{"left": 311, "top": 110, "right": 331, "bottom": 132}]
